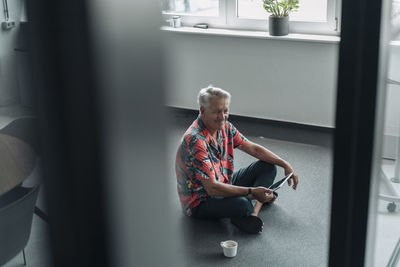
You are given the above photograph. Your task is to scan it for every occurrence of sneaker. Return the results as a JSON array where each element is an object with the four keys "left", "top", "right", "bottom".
[{"left": 230, "top": 215, "right": 263, "bottom": 234}]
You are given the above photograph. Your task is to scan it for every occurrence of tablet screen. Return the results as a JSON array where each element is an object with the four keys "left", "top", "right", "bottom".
[{"left": 268, "top": 172, "right": 293, "bottom": 191}]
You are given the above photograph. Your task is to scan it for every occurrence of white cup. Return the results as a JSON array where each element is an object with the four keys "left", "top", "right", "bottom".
[
  {"left": 220, "top": 240, "right": 238, "bottom": 257},
  {"left": 166, "top": 16, "right": 182, "bottom": 28},
  {"left": 172, "top": 16, "right": 181, "bottom": 28}
]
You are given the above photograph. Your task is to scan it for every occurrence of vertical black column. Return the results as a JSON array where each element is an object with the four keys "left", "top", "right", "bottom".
[
  {"left": 329, "top": 0, "right": 383, "bottom": 266},
  {"left": 27, "top": 1, "right": 109, "bottom": 266}
]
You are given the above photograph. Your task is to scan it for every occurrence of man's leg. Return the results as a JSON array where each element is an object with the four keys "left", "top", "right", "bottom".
[
  {"left": 192, "top": 196, "right": 263, "bottom": 234},
  {"left": 232, "top": 160, "right": 278, "bottom": 211},
  {"left": 232, "top": 160, "right": 277, "bottom": 188},
  {"left": 193, "top": 196, "right": 253, "bottom": 219}
]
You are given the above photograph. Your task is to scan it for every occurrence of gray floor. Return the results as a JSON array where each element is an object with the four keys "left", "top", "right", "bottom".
[
  {"left": 2, "top": 107, "right": 334, "bottom": 267},
  {"left": 2, "top": 106, "right": 399, "bottom": 266},
  {"left": 166, "top": 111, "right": 333, "bottom": 267}
]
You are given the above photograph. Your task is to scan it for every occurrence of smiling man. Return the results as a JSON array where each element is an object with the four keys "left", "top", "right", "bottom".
[{"left": 175, "top": 85, "right": 298, "bottom": 234}]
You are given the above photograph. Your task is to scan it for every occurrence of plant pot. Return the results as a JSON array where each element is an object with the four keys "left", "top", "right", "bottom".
[{"left": 269, "top": 15, "right": 289, "bottom": 36}]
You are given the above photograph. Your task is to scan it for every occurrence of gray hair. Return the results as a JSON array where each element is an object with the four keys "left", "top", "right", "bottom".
[{"left": 197, "top": 85, "right": 231, "bottom": 109}]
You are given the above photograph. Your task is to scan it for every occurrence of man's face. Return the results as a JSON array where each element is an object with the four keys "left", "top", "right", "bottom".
[{"left": 200, "top": 96, "right": 229, "bottom": 134}]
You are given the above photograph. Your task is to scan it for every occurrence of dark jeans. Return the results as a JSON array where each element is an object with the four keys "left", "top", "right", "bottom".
[{"left": 192, "top": 160, "right": 277, "bottom": 219}]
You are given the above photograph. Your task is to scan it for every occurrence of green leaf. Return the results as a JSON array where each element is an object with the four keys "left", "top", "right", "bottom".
[{"left": 262, "top": 0, "right": 299, "bottom": 16}]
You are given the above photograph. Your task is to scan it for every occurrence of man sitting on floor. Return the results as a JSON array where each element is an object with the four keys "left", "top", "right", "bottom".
[{"left": 175, "top": 85, "right": 299, "bottom": 234}]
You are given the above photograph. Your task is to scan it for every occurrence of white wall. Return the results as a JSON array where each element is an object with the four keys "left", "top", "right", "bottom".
[
  {"left": 163, "top": 32, "right": 339, "bottom": 128},
  {"left": 384, "top": 45, "right": 400, "bottom": 136},
  {"left": 382, "top": 45, "right": 400, "bottom": 158},
  {"left": 163, "top": 32, "right": 400, "bottom": 159},
  {"left": 0, "top": 0, "right": 24, "bottom": 106}
]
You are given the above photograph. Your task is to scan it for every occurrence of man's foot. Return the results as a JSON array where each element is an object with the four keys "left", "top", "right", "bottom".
[
  {"left": 266, "top": 191, "right": 278, "bottom": 204},
  {"left": 230, "top": 215, "right": 263, "bottom": 234}
]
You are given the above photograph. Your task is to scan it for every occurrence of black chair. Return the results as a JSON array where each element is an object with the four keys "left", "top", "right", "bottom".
[
  {"left": 0, "top": 117, "right": 48, "bottom": 222},
  {"left": 0, "top": 185, "right": 40, "bottom": 266}
]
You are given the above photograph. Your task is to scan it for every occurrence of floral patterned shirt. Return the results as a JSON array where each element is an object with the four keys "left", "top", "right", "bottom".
[{"left": 175, "top": 115, "right": 248, "bottom": 216}]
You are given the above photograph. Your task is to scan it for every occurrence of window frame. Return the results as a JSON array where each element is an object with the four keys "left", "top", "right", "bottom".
[
  {"left": 162, "top": 0, "right": 227, "bottom": 26},
  {"left": 161, "top": 0, "right": 341, "bottom": 36}
]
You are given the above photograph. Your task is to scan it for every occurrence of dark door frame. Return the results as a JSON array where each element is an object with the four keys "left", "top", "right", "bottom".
[
  {"left": 329, "top": 0, "right": 386, "bottom": 265},
  {"left": 27, "top": 0, "right": 389, "bottom": 266},
  {"left": 27, "top": 1, "right": 110, "bottom": 266}
]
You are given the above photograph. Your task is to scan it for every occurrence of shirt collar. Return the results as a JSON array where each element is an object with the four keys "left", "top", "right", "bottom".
[{"left": 196, "top": 115, "right": 222, "bottom": 148}]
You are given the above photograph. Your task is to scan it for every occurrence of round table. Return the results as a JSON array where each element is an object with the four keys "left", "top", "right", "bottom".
[{"left": 0, "top": 133, "right": 37, "bottom": 195}]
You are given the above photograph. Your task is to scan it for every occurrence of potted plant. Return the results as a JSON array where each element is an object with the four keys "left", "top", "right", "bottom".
[{"left": 262, "top": 0, "right": 299, "bottom": 36}]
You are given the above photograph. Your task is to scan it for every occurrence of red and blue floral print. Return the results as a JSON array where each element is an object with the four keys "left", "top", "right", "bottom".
[{"left": 175, "top": 116, "right": 248, "bottom": 216}]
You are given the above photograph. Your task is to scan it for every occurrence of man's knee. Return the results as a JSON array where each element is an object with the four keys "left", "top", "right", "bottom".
[
  {"left": 257, "top": 160, "right": 277, "bottom": 176},
  {"left": 232, "top": 197, "right": 253, "bottom": 217}
]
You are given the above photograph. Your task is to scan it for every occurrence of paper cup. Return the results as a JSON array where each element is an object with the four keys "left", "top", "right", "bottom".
[{"left": 220, "top": 240, "right": 238, "bottom": 257}]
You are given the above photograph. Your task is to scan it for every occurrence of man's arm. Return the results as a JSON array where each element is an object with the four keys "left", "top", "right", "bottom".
[
  {"left": 239, "top": 141, "right": 299, "bottom": 189},
  {"left": 201, "top": 178, "right": 273, "bottom": 203}
]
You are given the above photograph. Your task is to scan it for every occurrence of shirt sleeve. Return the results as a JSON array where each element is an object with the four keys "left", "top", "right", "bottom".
[
  {"left": 190, "top": 140, "right": 216, "bottom": 180},
  {"left": 228, "top": 122, "right": 248, "bottom": 148}
]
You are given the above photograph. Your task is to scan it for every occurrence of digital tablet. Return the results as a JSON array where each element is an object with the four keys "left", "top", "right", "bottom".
[{"left": 268, "top": 172, "right": 293, "bottom": 191}]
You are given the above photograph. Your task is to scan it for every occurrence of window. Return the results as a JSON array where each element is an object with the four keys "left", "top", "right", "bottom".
[
  {"left": 162, "top": 0, "right": 219, "bottom": 17},
  {"left": 237, "top": 0, "right": 327, "bottom": 22},
  {"left": 162, "top": 0, "right": 341, "bottom": 35},
  {"left": 392, "top": 0, "right": 400, "bottom": 40}
]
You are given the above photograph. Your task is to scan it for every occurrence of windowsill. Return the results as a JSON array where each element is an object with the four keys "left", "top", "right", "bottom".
[
  {"left": 161, "top": 26, "right": 341, "bottom": 44},
  {"left": 390, "top": 40, "right": 400, "bottom": 48}
]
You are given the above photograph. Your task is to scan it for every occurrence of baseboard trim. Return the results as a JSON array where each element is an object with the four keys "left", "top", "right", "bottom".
[{"left": 165, "top": 106, "right": 334, "bottom": 134}]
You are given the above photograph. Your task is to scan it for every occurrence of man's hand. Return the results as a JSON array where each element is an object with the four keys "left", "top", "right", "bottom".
[
  {"left": 284, "top": 164, "right": 299, "bottom": 190},
  {"left": 252, "top": 187, "right": 275, "bottom": 203}
]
